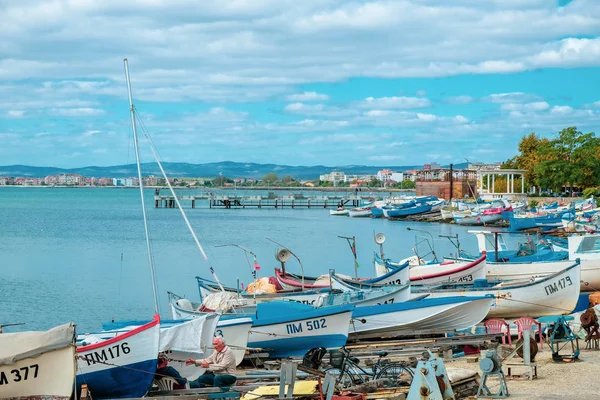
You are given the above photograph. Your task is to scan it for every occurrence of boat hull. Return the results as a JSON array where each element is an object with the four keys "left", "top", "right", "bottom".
[
  {"left": 409, "top": 254, "right": 487, "bottom": 286},
  {"left": 76, "top": 315, "right": 160, "bottom": 400},
  {"left": 247, "top": 303, "right": 354, "bottom": 357},
  {"left": 349, "top": 296, "right": 493, "bottom": 339},
  {"left": 416, "top": 261, "right": 581, "bottom": 319},
  {"left": 0, "top": 324, "right": 76, "bottom": 400}
]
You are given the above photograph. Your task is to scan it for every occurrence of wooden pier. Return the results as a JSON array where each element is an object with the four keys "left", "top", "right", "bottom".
[{"left": 154, "top": 193, "right": 375, "bottom": 209}]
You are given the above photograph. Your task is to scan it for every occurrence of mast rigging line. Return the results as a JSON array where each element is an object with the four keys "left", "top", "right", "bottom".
[{"left": 130, "top": 92, "right": 225, "bottom": 292}]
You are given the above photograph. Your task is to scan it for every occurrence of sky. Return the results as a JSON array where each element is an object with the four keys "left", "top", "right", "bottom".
[{"left": 1, "top": 0, "right": 600, "bottom": 169}]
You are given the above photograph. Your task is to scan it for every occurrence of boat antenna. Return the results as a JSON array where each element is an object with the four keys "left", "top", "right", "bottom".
[
  {"left": 406, "top": 227, "right": 438, "bottom": 262},
  {"left": 216, "top": 244, "right": 259, "bottom": 298},
  {"left": 123, "top": 58, "right": 159, "bottom": 315},
  {"left": 338, "top": 235, "right": 359, "bottom": 279},
  {"left": 266, "top": 237, "right": 305, "bottom": 290}
]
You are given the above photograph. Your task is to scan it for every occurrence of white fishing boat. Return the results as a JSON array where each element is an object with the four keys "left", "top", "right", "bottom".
[
  {"left": 330, "top": 208, "right": 350, "bottom": 216},
  {"left": 329, "top": 258, "right": 410, "bottom": 291},
  {"left": 168, "top": 294, "right": 253, "bottom": 368},
  {"left": 0, "top": 323, "right": 76, "bottom": 400},
  {"left": 348, "top": 206, "right": 372, "bottom": 218},
  {"left": 413, "top": 260, "right": 581, "bottom": 319},
  {"left": 314, "top": 284, "right": 411, "bottom": 308},
  {"left": 377, "top": 252, "right": 488, "bottom": 286},
  {"left": 348, "top": 295, "right": 494, "bottom": 340}
]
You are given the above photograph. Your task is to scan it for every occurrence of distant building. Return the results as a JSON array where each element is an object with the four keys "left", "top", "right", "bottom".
[
  {"left": 403, "top": 170, "right": 417, "bottom": 182},
  {"left": 415, "top": 167, "right": 478, "bottom": 200},
  {"left": 319, "top": 170, "right": 345, "bottom": 183},
  {"left": 0, "top": 176, "right": 14, "bottom": 185},
  {"left": 44, "top": 174, "right": 85, "bottom": 185}
]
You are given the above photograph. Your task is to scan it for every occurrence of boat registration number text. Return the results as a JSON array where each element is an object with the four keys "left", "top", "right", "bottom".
[
  {"left": 544, "top": 277, "right": 573, "bottom": 296},
  {"left": 82, "top": 342, "right": 131, "bottom": 366},
  {"left": 0, "top": 364, "right": 39, "bottom": 385},
  {"left": 457, "top": 275, "right": 473, "bottom": 283},
  {"left": 285, "top": 318, "right": 327, "bottom": 334}
]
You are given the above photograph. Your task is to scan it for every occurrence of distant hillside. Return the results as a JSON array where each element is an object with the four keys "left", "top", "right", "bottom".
[{"left": 0, "top": 161, "right": 468, "bottom": 180}]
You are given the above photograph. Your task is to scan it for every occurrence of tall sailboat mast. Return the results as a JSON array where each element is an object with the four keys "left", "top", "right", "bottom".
[{"left": 123, "top": 58, "right": 159, "bottom": 315}]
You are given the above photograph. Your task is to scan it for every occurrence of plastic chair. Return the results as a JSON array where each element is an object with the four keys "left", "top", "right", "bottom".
[
  {"left": 514, "top": 316, "right": 543, "bottom": 350},
  {"left": 155, "top": 376, "right": 190, "bottom": 390},
  {"left": 484, "top": 318, "right": 512, "bottom": 345}
]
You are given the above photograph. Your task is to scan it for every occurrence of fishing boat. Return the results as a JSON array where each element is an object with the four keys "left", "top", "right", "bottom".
[
  {"left": 167, "top": 294, "right": 253, "bottom": 368},
  {"left": 385, "top": 203, "right": 433, "bottom": 218},
  {"left": 327, "top": 259, "right": 411, "bottom": 291},
  {"left": 194, "top": 278, "right": 337, "bottom": 307},
  {"left": 0, "top": 323, "right": 76, "bottom": 400},
  {"left": 314, "top": 284, "right": 412, "bottom": 308},
  {"left": 99, "top": 314, "right": 221, "bottom": 381},
  {"left": 459, "top": 231, "right": 568, "bottom": 263},
  {"left": 413, "top": 260, "right": 581, "bottom": 319},
  {"left": 348, "top": 295, "right": 494, "bottom": 339},
  {"left": 348, "top": 206, "right": 372, "bottom": 218},
  {"left": 274, "top": 268, "right": 331, "bottom": 290},
  {"left": 407, "top": 253, "right": 487, "bottom": 286},
  {"left": 170, "top": 297, "right": 354, "bottom": 358},
  {"left": 74, "top": 59, "right": 163, "bottom": 400},
  {"left": 246, "top": 301, "right": 354, "bottom": 357},
  {"left": 77, "top": 315, "right": 160, "bottom": 399},
  {"left": 371, "top": 252, "right": 487, "bottom": 287},
  {"left": 330, "top": 208, "right": 350, "bottom": 216}
]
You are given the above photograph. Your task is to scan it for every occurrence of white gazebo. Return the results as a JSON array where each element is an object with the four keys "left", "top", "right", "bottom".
[{"left": 476, "top": 168, "right": 527, "bottom": 200}]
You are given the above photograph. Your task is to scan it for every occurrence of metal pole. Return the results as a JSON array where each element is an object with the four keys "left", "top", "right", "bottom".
[{"left": 123, "top": 58, "right": 159, "bottom": 315}]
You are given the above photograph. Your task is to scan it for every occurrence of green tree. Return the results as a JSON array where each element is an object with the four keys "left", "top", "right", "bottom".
[
  {"left": 535, "top": 127, "right": 600, "bottom": 193},
  {"left": 281, "top": 175, "right": 295, "bottom": 184},
  {"left": 398, "top": 180, "right": 416, "bottom": 189},
  {"left": 514, "top": 132, "right": 549, "bottom": 194},
  {"left": 263, "top": 172, "right": 279, "bottom": 185}
]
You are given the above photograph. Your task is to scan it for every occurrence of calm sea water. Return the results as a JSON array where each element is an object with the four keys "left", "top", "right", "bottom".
[{"left": 0, "top": 187, "right": 497, "bottom": 333}]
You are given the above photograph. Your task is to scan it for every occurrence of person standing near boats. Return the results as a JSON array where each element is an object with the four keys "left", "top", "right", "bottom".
[{"left": 185, "top": 337, "right": 237, "bottom": 388}]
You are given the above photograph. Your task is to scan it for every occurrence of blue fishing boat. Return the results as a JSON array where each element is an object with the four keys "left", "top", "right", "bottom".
[
  {"left": 508, "top": 212, "right": 564, "bottom": 231},
  {"left": 385, "top": 203, "right": 433, "bottom": 218},
  {"left": 225, "top": 301, "right": 354, "bottom": 358}
]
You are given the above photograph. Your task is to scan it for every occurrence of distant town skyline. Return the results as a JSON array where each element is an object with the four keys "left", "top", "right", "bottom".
[{"left": 2, "top": 1, "right": 599, "bottom": 168}]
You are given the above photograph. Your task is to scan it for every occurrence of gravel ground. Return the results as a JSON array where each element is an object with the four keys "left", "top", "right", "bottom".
[{"left": 446, "top": 344, "right": 600, "bottom": 400}]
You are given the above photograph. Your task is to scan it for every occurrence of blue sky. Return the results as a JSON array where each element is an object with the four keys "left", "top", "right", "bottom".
[{"left": 1, "top": 0, "right": 599, "bottom": 168}]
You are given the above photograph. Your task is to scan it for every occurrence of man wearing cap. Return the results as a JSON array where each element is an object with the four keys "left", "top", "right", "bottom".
[{"left": 186, "top": 337, "right": 237, "bottom": 388}]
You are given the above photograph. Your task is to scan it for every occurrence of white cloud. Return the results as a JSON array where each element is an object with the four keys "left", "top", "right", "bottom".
[
  {"left": 283, "top": 102, "right": 356, "bottom": 117},
  {"left": 551, "top": 105, "right": 574, "bottom": 114},
  {"left": 6, "top": 110, "right": 25, "bottom": 118},
  {"left": 362, "top": 96, "right": 431, "bottom": 109},
  {"left": 365, "top": 110, "right": 390, "bottom": 117},
  {"left": 483, "top": 92, "right": 543, "bottom": 103},
  {"left": 446, "top": 96, "right": 474, "bottom": 104},
  {"left": 501, "top": 101, "right": 550, "bottom": 111},
  {"left": 416, "top": 113, "right": 437, "bottom": 122},
  {"left": 416, "top": 90, "right": 427, "bottom": 97},
  {"left": 286, "top": 91, "right": 330, "bottom": 101},
  {"left": 49, "top": 108, "right": 105, "bottom": 117}
]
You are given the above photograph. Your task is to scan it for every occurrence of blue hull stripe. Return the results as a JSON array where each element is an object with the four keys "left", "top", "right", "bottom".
[
  {"left": 76, "top": 359, "right": 157, "bottom": 399},
  {"left": 250, "top": 334, "right": 348, "bottom": 357}
]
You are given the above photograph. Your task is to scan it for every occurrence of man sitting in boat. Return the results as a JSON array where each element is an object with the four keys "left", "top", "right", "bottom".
[
  {"left": 156, "top": 353, "right": 198, "bottom": 389},
  {"left": 186, "top": 337, "right": 237, "bottom": 389}
]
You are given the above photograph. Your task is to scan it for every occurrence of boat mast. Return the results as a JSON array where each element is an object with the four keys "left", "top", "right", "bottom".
[{"left": 123, "top": 58, "right": 159, "bottom": 315}]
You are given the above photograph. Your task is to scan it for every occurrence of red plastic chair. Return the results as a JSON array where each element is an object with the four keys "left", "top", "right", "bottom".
[
  {"left": 484, "top": 318, "right": 512, "bottom": 345},
  {"left": 514, "top": 316, "right": 543, "bottom": 349}
]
